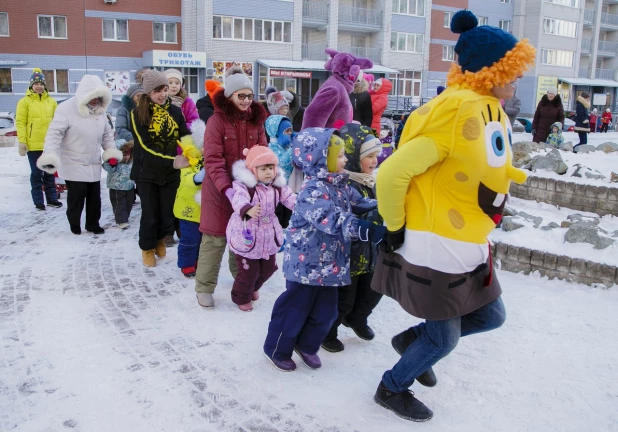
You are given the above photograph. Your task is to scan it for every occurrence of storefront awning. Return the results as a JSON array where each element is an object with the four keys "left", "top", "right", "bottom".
[
  {"left": 559, "top": 77, "right": 618, "bottom": 88},
  {"left": 257, "top": 59, "right": 399, "bottom": 74}
]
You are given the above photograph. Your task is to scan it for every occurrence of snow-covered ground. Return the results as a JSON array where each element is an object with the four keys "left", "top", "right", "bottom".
[{"left": 1, "top": 147, "right": 618, "bottom": 432}]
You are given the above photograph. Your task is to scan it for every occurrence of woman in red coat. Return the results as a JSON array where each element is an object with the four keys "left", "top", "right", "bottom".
[
  {"left": 194, "top": 66, "right": 268, "bottom": 308},
  {"left": 601, "top": 108, "right": 613, "bottom": 133},
  {"left": 370, "top": 78, "right": 393, "bottom": 132}
]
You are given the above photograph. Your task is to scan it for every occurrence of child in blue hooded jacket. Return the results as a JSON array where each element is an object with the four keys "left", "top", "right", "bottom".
[
  {"left": 263, "top": 127, "right": 386, "bottom": 372},
  {"left": 102, "top": 138, "right": 135, "bottom": 228},
  {"left": 266, "top": 115, "right": 296, "bottom": 231}
]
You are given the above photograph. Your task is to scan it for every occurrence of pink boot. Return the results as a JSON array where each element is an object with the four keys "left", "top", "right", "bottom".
[
  {"left": 238, "top": 302, "right": 253, "bottom": 312},
  {"left": 252, "top": 291, "right": 260, "bottom": 301}
]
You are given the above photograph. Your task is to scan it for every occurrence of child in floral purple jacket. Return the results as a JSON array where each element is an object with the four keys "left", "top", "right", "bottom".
[
  {"left": 263, "top": 127, "right": 386, "bottom": 372},
  {"left": 226, "top": 146, "right": 296, "bottom": 312}
]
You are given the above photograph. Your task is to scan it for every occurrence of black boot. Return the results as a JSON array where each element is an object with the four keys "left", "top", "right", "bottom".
[
  {"left": 70, "top": 224, "right": 81, "bottom": 235},
  {"left": 391, "top": 328, "right": 438, "bottom": 387},
  {"left": 321, "top": 338, "right": 344, "bottom": 353},
  {"left": 374, "top": 381, "right": 433, "bottom": 422},
  {"left": 342, "top": 318, "right": 375, "bottom": 341},
  {"left": 47, "top": 200, "right": 63, "bottom": 208},
  {"left": 87, "top": 226, "right": 105, "bottom": 235}
]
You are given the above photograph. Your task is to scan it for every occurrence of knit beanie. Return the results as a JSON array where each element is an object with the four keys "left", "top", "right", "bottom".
[
  {"left": 267, "top": 90, "right": 289, "bottom": 115},
  {"left": 205, "top": 79, "right": 222, "bottom": 99},
  {"left": 140, "top": 70, "right": 169, "bottom": 94},
  {"left": 326, "top": 135, "right": 344, "bottom": 172},
  {"left": 164, "top": 68, "right": 184, "bottom": 84},
  {"left": 126, "top": 84, "right": 143, "bottom": 99},
  {"left": 277, "top": 118, "right": 293, "bottom": 138},
  {"left": 547, "top": 87, "right": 558, "bottom": 96},
  {"left": 243, "top": 146, "right": 279, "bottom": 175},
  {"left": 224, "top": 66, "right": 253, "bottom": 98},
  {"left": 359, "top": 135, "right": 382, "bottom": 159},
  {"left": 29, "top": 68, "right": 46, "bottom": 88}
]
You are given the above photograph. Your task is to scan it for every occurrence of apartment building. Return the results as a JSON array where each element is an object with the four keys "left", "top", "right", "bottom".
[{"left": 514, "top": 0, "right": 618, "bottom": 116}]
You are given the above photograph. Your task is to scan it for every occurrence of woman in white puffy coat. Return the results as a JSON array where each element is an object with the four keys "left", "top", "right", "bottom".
[{"left": 37, "top": 75, "right": 122, "bottom": 235}]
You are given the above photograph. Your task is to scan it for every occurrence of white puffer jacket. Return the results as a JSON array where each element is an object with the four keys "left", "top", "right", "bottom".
[{"left": 38, "top": 75, "right": 121, "bottom": 182}]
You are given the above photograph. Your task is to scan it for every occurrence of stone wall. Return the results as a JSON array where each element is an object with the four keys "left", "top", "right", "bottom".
[
  {"left": 509, "top": 176, "right": 618, "bottom": 216},
  {"left": 491, "top": 242, "right": 616, "bottom": 287}
]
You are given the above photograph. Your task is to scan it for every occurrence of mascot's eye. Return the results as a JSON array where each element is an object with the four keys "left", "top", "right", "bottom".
[{"left": 484, "top": 121, "right": 508, "bottom": 168}]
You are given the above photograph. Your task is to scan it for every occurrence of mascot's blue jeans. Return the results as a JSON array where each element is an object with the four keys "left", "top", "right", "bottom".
[{"left": 382, "top": 297, "right": 506, "bottom": 392}]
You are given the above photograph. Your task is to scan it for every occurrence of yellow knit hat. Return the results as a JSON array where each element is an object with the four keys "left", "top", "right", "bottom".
[{"left": 327, "top": 135, "right": 344, "bottom": 173}]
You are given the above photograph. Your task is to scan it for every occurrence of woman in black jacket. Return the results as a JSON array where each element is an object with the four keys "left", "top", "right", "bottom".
[
  {"left": 573, "top": 92, "right": 591, "bottom": 152},
  {"left": 349, "top": 78, "right": 373, "bottom": 128},
  {"left": 130, "top": 70, "right": 196, "bottom": 267}
]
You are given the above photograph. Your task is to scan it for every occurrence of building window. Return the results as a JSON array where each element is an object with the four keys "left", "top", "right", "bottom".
[
  {"left": 392, "top": 0, "right": 425, "bottom": 17},
  {"left": 41, "top": 70, "right": 69, "bottom": 93},
  {"left": 153, "top": 22, "right": 177, "bottom": 43},
  {"left": 38, "top": 15, "right": 67, "bottom": 39},
  {"left": 498, "top": 20, "right": 511, "bottom": 32},
  {"left": 541, "top": 48, "right": 574, "bottom": 67},
  {"left": 184, "top": 68, "right": 199, "bottom": 94},
  {"left": 478, "top": 16, "right": 488, "bottom": 26},
  {"left": 213, "top": 15, "right": 291, "bottom": 43},
  {"left": 501, "top": 0, "right": 511, "bottom": 3},
  {"left": 543, "top": 18, "right": 577, "bottom": 38},
  {"left": 545, "top": 0, "right": 580, "bottom": 7},
  {"left": 391, "top": 71, "right": 422, "bottom": 97},
  {"left": 444, "top": 12, "right": 452, "bottom": 28},
  {"left": 103, "top": 19, "right": 128, "bottom": 41},
  {"left": 442, "top": 45, "right": 454, "bottom": 61},
  {"left": 0, "top": 12, "right": 8, "bottom": 37},
  {"left": 390, "top": 32, "right": 424, "bottom": 53},
  {"left": 0, "top": 68, "right": 11, "bottom": 92}
]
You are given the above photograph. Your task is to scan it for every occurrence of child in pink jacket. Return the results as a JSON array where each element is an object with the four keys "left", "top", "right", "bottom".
[
  {"left": 164, "top": 68, "right": 199, "bottom": 127},
  {"left": 226, "top": 146, "right": 296, "bottom": 312}
]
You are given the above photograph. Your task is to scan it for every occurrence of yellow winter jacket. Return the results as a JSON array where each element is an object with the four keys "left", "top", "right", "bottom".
[
  {"left": 15, "top": 89, "right": 58, "bottom": 151},
  {"left": 173, "top": 164, "right": 202, "bottom": 223}
]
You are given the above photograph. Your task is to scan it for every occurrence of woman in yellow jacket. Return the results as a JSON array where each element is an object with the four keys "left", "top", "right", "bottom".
[{"left": 16, "top": 68, "right": 61, "bottom": 210}]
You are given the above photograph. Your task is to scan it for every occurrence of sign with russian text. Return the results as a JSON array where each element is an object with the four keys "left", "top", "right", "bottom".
[
  {"left": 536, "top": 75, "right": 558, "bottom": 105},
  {"left": 144, "top": 50, "right": 207, "bottom": 68},
  {"left": 270, "top": 70, "right": 312, "bottom": 78}
]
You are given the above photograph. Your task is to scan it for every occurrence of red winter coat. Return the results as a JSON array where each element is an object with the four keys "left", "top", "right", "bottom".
[
  {"left": 370, "top": 79, "right": 393, "bottom": 131},
  {"left": 199, "top": 90, "right": 268, "bottom": 236},
  {"left": 602, "top": 111, "right": 612, "bottom": 124}
]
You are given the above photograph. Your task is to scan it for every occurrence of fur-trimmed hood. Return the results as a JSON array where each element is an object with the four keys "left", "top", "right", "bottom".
[
  {"left": 213, "top": 89, "right": 268, "bottom": 125},
  {"left": 75, "top": 75, "right": 112, "bottom": 117},
  {"left": 121, "top": 94, "right": 136, "bottom": 111},
  {"left": 231, "top": 159, "right": 287, "bottom": 188},
  {"left": 549, "top": 121, "right": 563, "bottom": 133},
  {"left": 353, "top": 79, "right": 370, "bottom": 94},
  {"left": 577, "top": 95, "right": 591, "bottom": 109}
]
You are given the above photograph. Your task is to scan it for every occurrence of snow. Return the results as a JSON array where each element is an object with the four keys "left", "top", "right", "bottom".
[
  {"left": 1, "top": 146, "right": 618, "bottom": 432},
  {"left": 490, "top": 197, "right": 618, "bottom": 266}
]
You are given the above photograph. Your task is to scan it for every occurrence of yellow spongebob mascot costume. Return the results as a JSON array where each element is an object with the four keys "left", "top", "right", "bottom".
[{"left": 371, "top": 10, "right": 536, "bottom": 422}]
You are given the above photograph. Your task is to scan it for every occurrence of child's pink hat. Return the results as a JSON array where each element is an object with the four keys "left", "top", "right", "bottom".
[{"left": 243, "top": 146, "right": 279, "bottom": 174}]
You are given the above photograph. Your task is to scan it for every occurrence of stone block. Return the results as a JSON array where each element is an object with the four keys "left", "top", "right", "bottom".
[
  {"left": 570, "top": 258, "right": 586, "bottom": 275},
  {"left": 598, "top": 264, "right": 617, "bottom": 283},
  {"left": 584, "top": 261, "right": 601, "bottom": 279},
  {"left": 537, "top": 177, "right": 547, "bottom": 190},
  {"left": 600, "top": 200, "right": 618, "bottom": 215},
  {"left": 529, "top": 188, "right": 547, "bottom": 201},
  {"left": 546, "top": 178, "right": 556, "bottom": 191},
  {"left": 608, "top": 187, "right": 618, "bottom": 201},
  {"left": 541, "top": 269, "right": 560, "bottom": 280},
  {"left": 584, "top": 185, "right": 598, "bottom": 198},
  {"left": 571, "top": 195, "right": 601, "bottom": 210},
  {"left": 530, "top": 250, "right": 545, "bottom": 267},
  {"left": 543, "top": 253, "right": 557, "bottom": 270},
  {"left": 555, "top": 180, "right": 566, "bottom": 193},
  {"left": 565, "top": 182, "right": 577, "bottom": 195},
  {"left": 501, "top": 260, "right": 532, "bottom": 275},
  {"left": 496, "top": 242, "right": 508, "bottom": 260},
  {"left": 506, "top": 245, "right": 520, "bottom": 262},
  {"left": 556, "top": 255, "right": 571, "bottom": 272},
  {"left": 517, "top": 247, "right": 531, "bottom": 264},
  {"left": 596, "top": 186, "right": 608, "bottom": 200},
  {"left": 529, "top": 177, "right": 539, "bottom": 188},
  {"left": 575, "top": 183, "right": 587, "bottom": 197}
]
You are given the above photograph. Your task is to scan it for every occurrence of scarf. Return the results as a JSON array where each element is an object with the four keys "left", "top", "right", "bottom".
[
  {"left": 345, "top": 170, "right": 375, "bottom": 188},
  {"left": 148, "top": 100, "right": 180, "bottom": 152},
  {"left": 170, "top": 95, "right": 184, "bottom": 108}
]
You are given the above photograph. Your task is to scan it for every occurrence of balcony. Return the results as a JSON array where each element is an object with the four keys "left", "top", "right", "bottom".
[
  {"left": 579, "top": 66, "right": 589, "bottom": 78},
  {"left": 302, "top": 43, "right": 328, "bottom": 60},
  {"left": 600, "top": 12, "right": 618, "bottom": 29},
  {"left": 581, "top": 38, "right": 592, "bottom": 54},
  {"left": 597, "top": 40, "right": 618, "bottom": 57},
  {"left": 340, "top": 46, "right": 382, "bottom": 64},
  {"left": 302, "top": 0, "right": 328, "bottom": 28},
  {"left": 584, "top": 9, "right": 595, "bottom": 26},
  {"left": 596, "top": 68, "right": 615, "bottom": 79},
  {"left": 338, "top": 6, "right": 383, "bottom": 32}
]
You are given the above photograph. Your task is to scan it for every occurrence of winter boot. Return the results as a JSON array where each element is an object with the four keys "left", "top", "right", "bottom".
[
  {"left": 35, "top": 204, "right": 45, "bottom": 211},
  {"left": 342, "top": 318, "right": 375, "bottom": 341},
  {"left": 47, "top": 201, "right": 63, "bottom": 208},
  {"left": 196, "top": 293, "right": 214, "bottom": 308},
  {"left": 252, "top": 291, "right": 260, "bottom": 301},
  {"left": 392, "top": 328, "right": 438, "bottom": 387},
  {"left": 373, "top": 381, "right": 433, "bottom": 422},
  {"left": 321, "top": 338, "right": 344, "bottom": 353},
  {"left": 70, "top": 224, "right": 81, "bottom": 235},
  {"left": 142, "top": 250, "right": 156, "bottom": 267},
  {"left": 181, "top": 266, "right": 196, "bottom": 278},
  {"left": 87, "top": 226, "right": 105, "bottom": 234},
  {"left": 238, "top": 302, "right": 253, "bottom": 312},
  {"left": 294, "top": 347, "right": 321, "bottom": 369},
  {"left": 118, "top": 222, "right": 130, "bottom": 229},
  {"left": 263, "top": 351, "right": 296, "bottom": 372},
  {"left": 155, "top": 240, "right": 166, "bottom": 258}
]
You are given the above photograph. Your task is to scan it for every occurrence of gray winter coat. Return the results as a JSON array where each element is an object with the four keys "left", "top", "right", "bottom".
[
  {"left": 504, "top": 95, "right": 521, "bottom": 126},
  {"left": 115, "top": 95, "right": 135, "bottom": 142}
]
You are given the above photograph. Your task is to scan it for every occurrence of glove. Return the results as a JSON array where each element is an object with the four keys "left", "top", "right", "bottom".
[
  {"left": 357, "top": 219, "right": 387, "bottom": 244},
  {"left": 583, "top": 119, "right": 589, "bottom": 124},
  {"left": 108, "top": 158, "right": 118, "bottom": 167},
  {"left": 178, "top": 136, "right": 202, "bottom": 167},
  {"left": 173, "top": 155, "right": 191, "bottom": 169},
  {"left": 352, "top": 200, "right": 377, "bottom": 215},
  {"left": 18, "top": 142, "right": 27, "bottom": 157},
  {"left": 193, "top": 167, "right": 206, "bottom": 184},
  {"left": 225, "top": 188, "right": 235, "bottom": 204},
  {"left": 382, "top": 225, "right": 406, "bottom": 253}
]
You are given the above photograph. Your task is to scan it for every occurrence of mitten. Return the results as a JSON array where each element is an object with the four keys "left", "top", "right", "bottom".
[
  {"left": 18, "top": 142, "right": 27, "bottom": 157},
  {"left": 179, "top": 136, "right": 201, "bottom": 166},
  {"left": 382, "top": 225, "right": 406, "bottom": 253},
  {"left": 193, "top": 167, "right": 206, "bottom": 184},
  {"left": 173, "top": 155, "right": 191, "bottom": 169},
  {"left": 357, "top": 219, "right": 386, "bottom": 244},
  {"left": 108, "top": 158, "right": 118, "bottom": 167},
  {"left": 225, "top": 188, "right": 235, "bottom": 204}
]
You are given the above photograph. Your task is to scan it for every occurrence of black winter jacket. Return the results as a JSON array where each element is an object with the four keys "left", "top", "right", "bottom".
[{"left": 196, "top": 94, "right": 215, "bottom": 124}]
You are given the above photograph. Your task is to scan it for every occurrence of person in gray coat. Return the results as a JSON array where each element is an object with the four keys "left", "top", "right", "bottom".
[
  {"left": 503, "top": 84, "right": 521, "bottom": 126},
  {"left": 115, "top": 84, "right": 143, "bottom": 141}
]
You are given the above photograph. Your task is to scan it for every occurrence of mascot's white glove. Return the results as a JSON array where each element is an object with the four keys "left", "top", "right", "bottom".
[
  {"left": 36, "top": 153, "right": 61, "bottom": 174},
  {"left": 102, "top": 148, "right": 123, "bottom": 162}
]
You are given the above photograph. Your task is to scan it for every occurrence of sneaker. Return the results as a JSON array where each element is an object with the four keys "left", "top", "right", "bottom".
[
  {"left": 238, "top": 302, "right": 253, "bottom": 312},
  {"left": 342, "top": 318, "right": 375, "bottom": 341},
  {"left": 118, "top": 222, "right": 130, "bottom": 229},
  {"left": 155, "top": 239, "right": 166, "bottom": 258},
  {"left": 181, "top": 266, "right": 196, "bottom": 278},
  {"left": 252, "top": 291, "right": 260, "bottom": 301},
  {"left": 47, "top": 201, "right": 63, "bottom": 208},
  {"left": 321, "top": 338, "right": 344, "bottom": 353},
  {"left": 70, "top": 224, "right": 81, "bottom": 235},
  {"left": 196, "top": 293, "right": 214, "bottom": 308},
  {"left": 391, "top": 328, "right": 437, "bottom": 387},
  {"left": 374, "top": 381, "right": 433, "bottom": 422},
  {"left": 87, "top": 226, "right": 105, "bottom": 235},
  {"left": 294, "top": 347, "right": 321, "bottom": 369},
  {"left": 142, "top": 250, "right": 156, "bottom": 267},
  {"left": 35, "top": 204, "right": 45, "bottom": 211},
  {"left": 263, "top": 351, "right": 296, "bottom": 372}
]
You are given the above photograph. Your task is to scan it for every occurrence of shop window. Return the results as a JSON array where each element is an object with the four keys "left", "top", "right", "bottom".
[
  {"left": 153, "top": 22, "right": 177, "bottom": 43},
  {"left": 42, "top": 70, "right": 69, "bottom": 93},
  {"left": 103, "top": 19, "right": 128, "bottom": 41},
  {"left": 0, "top": 68, "right": 11, "bottom": 93},
  {"left": 0, "top": 12, "right": 9, "bottom": 37},
  {"left": 38, "top": 15, "right": 67, "bottom": 39}
]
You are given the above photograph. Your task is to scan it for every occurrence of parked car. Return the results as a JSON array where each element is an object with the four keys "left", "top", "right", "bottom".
[
  {"left": 516, "top": 117, "right": 533, "bottom": 134},
  {"left": 0, "top": 113, "right": 17, "bottom": 147},
  {"left": 564, "top": 118, "right": 575, "bottom": 132}
]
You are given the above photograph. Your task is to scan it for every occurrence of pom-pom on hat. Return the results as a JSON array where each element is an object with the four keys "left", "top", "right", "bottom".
[
  {"left": 224, "top": 66, "right": 253, "bottom": 98},
  {"left": 30, "top": 68, "right": 46, "bottom": 88},
  {"left": 243, "top": 146, "right": 279, "bottom": 175},
  {"left": 436, "top": 85, "right": 445, "bottom": 95},
  {"left": 205, "top": 79, "right": 222, "bottom": 99}
]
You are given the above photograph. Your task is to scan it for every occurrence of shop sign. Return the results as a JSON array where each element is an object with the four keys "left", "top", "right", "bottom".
[
  {"left": 536, "top": 75, "right": 558, "bottom": 105},
  {"left": 270, "top": 69, "right": 312, "bottom": 78},
  {"left": 143, "top": 50, "right": 207, "bottom": 68}
]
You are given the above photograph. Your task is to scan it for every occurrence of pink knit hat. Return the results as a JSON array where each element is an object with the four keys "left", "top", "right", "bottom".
[{"left": 243, "top": 146, "right": 279, "bottom": 175}]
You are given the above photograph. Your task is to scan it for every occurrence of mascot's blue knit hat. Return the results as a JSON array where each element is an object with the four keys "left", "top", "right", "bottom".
[
  {"left": 30, "top": 68, "right": 46, "bottom": 88},
  {"left": 451, "top": 10, "right": 518, "bottom": 73}
]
